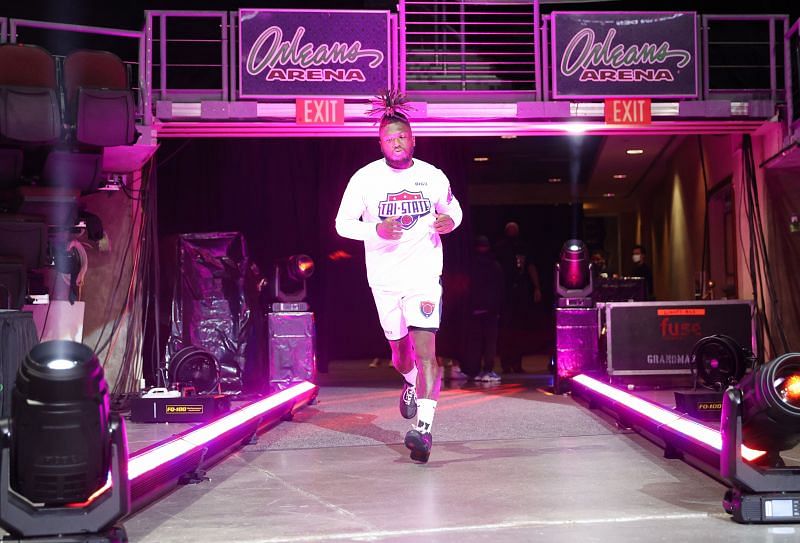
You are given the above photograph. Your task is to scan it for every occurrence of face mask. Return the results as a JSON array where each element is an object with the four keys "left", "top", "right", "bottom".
[{"left": 632, "top": 254, "right": 642, "bottom": 264}]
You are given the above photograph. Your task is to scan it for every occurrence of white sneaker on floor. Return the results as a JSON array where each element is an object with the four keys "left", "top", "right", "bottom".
[
  {"left": 448, "top": 366, "right": 468, "bottom": 380},
  {"left": 483, "top": 371, "right": 502, "bottom": 382}
]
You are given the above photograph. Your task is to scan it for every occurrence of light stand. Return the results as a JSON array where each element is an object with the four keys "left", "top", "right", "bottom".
[
  {"left": 267, "top": 255, "right": 316, "bottom": 391},
  {"left": 553, "top": 239, "right": 599, "bottom": 393}
]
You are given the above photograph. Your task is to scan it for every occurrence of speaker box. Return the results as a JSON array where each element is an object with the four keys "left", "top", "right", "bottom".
[{"left": 605, "top": 300, "right": 754, "bottom": 377}]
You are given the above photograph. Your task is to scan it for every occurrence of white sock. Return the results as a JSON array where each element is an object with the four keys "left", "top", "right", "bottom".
[
  {"left": 415, "top": 398, "right": 437, "bottom": 433},
  {"left": 401, "top": 366, "right": 418, "bottom": 387}
]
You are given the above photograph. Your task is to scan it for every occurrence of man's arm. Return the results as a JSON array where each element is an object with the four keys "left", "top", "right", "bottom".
[
  {"left": 335, "top": 175, "right": 381, "bottom": 241},
  {"left": 432, "top": 172, "right": 462, "bottom": 234},
  {"left": 527, "top": 262, "right": 542, "bottom": 303}
]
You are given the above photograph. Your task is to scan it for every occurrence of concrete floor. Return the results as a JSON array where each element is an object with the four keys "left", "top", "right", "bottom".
[{"left": 121, "top": 359, "right": 800, "bottom": 543}]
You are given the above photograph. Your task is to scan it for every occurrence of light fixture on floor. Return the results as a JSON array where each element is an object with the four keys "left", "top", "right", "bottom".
[
  {"left": 168, "top": 345, "right": 222, "bottom": 395},
  {"left": 270, "top": 254, "right": 314, "bottom": 310},
  {"left": 555, "top": 239, "right": 593, "bottom": 307},
  {"left": 691, "top": 334, "right": 751, "bottom": 391},
  {"left": 721, "top": 352, "right": 800, "bottom": 523},
  {"left": 0, "top": 340, "right": 129, "bottom": 542}
]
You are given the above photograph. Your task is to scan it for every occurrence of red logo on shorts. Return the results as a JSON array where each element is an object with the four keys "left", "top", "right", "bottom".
[{"left": 420, "top": 301, "right": 435, "bottom": 318}]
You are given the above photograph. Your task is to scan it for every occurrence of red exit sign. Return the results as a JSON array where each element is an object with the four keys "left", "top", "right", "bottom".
[
  {"left": 296, "top": 98, "right": 344, "bottom": 125},
  {"left": 605, "top": 98, "right": 652, "bottom": 125}
]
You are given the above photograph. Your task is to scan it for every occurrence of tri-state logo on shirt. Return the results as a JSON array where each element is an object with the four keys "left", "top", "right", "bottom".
[{"left": 378, "top": 190, "right": 432, "bottom": 230}]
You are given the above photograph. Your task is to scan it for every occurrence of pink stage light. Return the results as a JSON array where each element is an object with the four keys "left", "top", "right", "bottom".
[
  {"left": 572, "top": 374, "right": 765, "bottom": 462},
  {"left": 128, "top": 381, "right": 317, "bottom": 480},
  {"left": 64, "top": 474, "right": 112, "bottom": 508}
]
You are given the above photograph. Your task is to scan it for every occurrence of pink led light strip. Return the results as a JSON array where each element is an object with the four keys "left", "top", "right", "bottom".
[
  {"left": 127, "top": 381, "right": 317, "bottom": 480},
  {"left": 572, "top": 374, "right": 765, "bottom": 462}
]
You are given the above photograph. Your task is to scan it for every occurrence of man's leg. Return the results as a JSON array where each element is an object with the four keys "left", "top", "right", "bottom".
[
  {"left": 410, "top": 329, "right": 440, "bottom": 402},
  {"left": 462, "top": 314, "right": 482, "bottom": 379},
  {"left": 404, "top": 329, "right": 440, "bottom": 462},
  {"left": 482, "top": 313, "right": 500, "bottom": 376},
  {"left": 389, "top": 335, "right": 415, "bottom": 374},
  {"left": 390, "top": 336, "right": 418, "bottom": 419},
  {"left": 372, "top": 288, "right": 417, "bottom": 419}
]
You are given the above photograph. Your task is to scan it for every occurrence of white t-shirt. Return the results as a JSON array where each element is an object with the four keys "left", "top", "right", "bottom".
[{"left": 335, "top": 158, "right": 463, "bottom": 291}]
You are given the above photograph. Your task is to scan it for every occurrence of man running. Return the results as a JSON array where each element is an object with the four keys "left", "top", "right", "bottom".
[{"left": 335, "top": 94, "right": 462, "bottom": 462}]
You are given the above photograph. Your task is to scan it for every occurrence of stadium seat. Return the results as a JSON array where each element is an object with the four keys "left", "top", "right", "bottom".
[
  {"left": 64, "top": 50, "right": 135, "bottom": 147},
  {"left": 40, "top": 149, "right": 104, "bottom": 195},
  {"left": 0, "top": 43, "right": 57, "bottom": 89},
  {"left": 0, "top": 148, "right": 23, "bottom": 189},
  {"left": 0, "top": 44, "right": 61, "bottom": 144}
]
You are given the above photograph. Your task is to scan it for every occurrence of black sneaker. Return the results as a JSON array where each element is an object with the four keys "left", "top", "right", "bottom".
[
  {"left": 404, "top": 429, "right": 432, "bottom": 463},
  {"left": 399, "top": 381, "right": 417, "bottom": 419}
]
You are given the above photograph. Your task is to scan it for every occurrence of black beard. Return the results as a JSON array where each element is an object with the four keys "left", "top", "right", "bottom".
[{"left": 383, "top": 147, "right": 414, "bottom": 169}]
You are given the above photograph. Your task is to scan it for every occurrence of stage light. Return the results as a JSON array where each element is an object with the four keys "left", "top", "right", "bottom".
[
  {"left": 555, "top": 239, "right": 593, "bottom": 306},
  {"left": 733, "top": 353, "right": 800, "bottom": 454},
  {"left": 270, "top": 254, "right": 315, "bottom": 305},
  {"left": 0, "top": 340, "right": 129, "bottom": 540},
  {"left": 168, "top": 345, "right": 222, "bottom": 395},
  {"left": 691, "top": 334, "right": 751, "bottom": 391},
  {"left": 785, "top": 375, "right": 800, "bottom": 401},
  {"left": 719, "top": 352, "right": 800, "bottom": 523}
]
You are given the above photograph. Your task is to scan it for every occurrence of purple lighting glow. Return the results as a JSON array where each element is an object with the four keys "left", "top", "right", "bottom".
[
  {"left": 128, "top": 381, "right": 317, "bottom": 480},
  {"left": 572, "top": 374, "right": 765, "bottom": 462}
]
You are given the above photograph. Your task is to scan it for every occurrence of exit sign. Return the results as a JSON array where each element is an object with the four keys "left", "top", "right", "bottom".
[
  {"left": 605, "top": 98, "right": 652, "bottom": 125},
  {"left": 296, "top": 98, "right": 345, "bottom": 125}
]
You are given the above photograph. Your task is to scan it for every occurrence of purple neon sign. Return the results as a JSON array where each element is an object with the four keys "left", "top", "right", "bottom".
[
  {"left": 551, "top": 12, "right": 698, "bottom": 99},
  {"left": 239, "top": 9, "right": 391, "bottom": 98}
]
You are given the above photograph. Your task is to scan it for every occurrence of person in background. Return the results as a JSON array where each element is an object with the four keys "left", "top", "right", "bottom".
[
  {"left": 631, "top": 244, "right": 654, "bottom": 300},
  {"left": 495, "top": 221, "right": 541, "bottom": 374},
  {"left": 590, "top": 248, "right": 611, "bottom": 279},
  {"left": 462, "top": 235, "right": 504, "bottom": 383}
]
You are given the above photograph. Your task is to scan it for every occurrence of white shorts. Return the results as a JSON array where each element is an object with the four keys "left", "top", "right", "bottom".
[{"left": 371, "top": 281, "right": 442, "bottom": 341}]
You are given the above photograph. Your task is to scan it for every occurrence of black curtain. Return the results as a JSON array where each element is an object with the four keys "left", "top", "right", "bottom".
[
  {"left": 152, "top": 137, "right": 472, "bottom": 373},
  {"left": 765, "top": 169, "right": 800, "bottom": 352},
  {"left": 471, "top": 203, "right": 576, "bottom": 354}
]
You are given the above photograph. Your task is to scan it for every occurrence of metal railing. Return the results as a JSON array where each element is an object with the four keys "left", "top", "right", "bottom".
[
  {"left": 1, "top": 8, "right": 798, "bottom": 126},
  {"left": 789, "top": 18, "right": 800, "bottom": 128},
  {"left": 701, "top": 15, "right": 790, "bottom": 104}
]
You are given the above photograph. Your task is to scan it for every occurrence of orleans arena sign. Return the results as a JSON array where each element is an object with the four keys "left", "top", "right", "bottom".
[
  {"left": 551, "top": 12, "right": 698, "bottom": 98},
  {"left": 239, "top": 9, "right": 391, "bottom": 98}
]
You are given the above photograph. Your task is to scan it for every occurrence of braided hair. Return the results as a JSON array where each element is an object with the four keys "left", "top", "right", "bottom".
[{"left": 367, "top": 88, "right": 414, "bottom": 128}]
